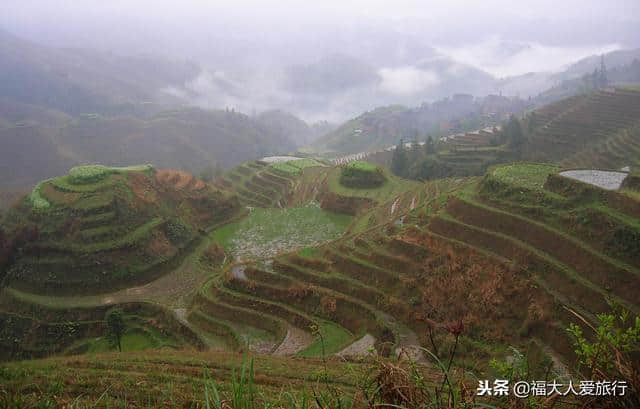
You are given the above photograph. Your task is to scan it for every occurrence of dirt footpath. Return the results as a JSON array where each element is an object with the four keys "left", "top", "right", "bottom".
[
  {"left": 273, "top": 326, "right": 314, "bottom": 356},
  {"left": 336, "top": 334, "right": 376, "bottom": 358}
]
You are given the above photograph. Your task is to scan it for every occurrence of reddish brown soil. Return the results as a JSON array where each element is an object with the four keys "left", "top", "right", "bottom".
[
  {"left": 127, "top": 172, "right": 158, "bottom": 204},
  {"left": 320, "top": 192, "right": 375, "bottom": 215},
  {"left": 445, "top": 197, "right": 639, "bottom": 306},
  {"left": 41, "top": 183, "right": 81, "bottom": 204},
  {"left": 427, "top": 216, "right": 610, "bottom": 315},
  {"left": 191, "top": 179, "right": 206, "bottom": 191},
  {"left": 146, "top": 230, "right": 177, "bottom": 258},
  {"left": 397, "top": 227, "right": 576, "bottom": 358}
]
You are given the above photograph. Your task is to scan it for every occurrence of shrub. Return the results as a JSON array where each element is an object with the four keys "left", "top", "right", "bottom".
[
  {"left": 67, "top": 164, "right": 154, "bottom": 185},
  {"left": 164, "top": 219, "right": 193, "bottom": 247},
  {"left": 567, "top": 304, "right": 640, "bottom": 408},
  {"left": 339, "top": 161, "right": 386, "bottom": 188},
  {"left": 68, "top": 165, "right": 112, "bottom": 185},
  {"left": 105, "top": 308, "right": 125, "bottom": 352},
  {"left": 28, "top": 181, "right": 51, "bottom": 210},
  {"left": 201, "top": 243, "right": 226, "bottom": 267}
]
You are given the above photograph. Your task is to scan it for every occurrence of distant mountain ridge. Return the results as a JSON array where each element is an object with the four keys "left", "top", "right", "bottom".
[
  {"left": 0, "top": 29, "right": 321, "bottom": 198},
  {"left": 312, "top": 94, "right": 530, "bottom": 155},
  {"left": 0, "top": 108, "right": 298, "bottom": 190},
  {"left": 0, "top": 28, "right": 198, "bottom": 116}
]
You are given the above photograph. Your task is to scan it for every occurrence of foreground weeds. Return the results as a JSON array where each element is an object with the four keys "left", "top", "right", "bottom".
[{"left": 2, "top": 306, "right": 638, "bottom": 408}]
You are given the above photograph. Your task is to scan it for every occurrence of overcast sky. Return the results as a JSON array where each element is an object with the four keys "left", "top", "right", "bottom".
[
  {"left": 2, "top": 1, "right": 638, "bottom": 120},
  {"left": 3, "top": 1, "right": 638, "bottom": 56}
]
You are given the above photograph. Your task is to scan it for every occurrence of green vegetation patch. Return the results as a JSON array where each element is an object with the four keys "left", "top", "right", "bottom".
[
  {"left": 339, "top": 161, "right": 386, "bottom": 188},
  {"left": 69, "top": 192, "right": 114, "bottom": 211},
  {"left": 298, "top": 321, "right": 353, "bottom": 357},
  {"left": 50, "top": 174, "right": 118, "bottom": 193},
  {"left": 68, "top": 326, "right": 179, "bottom": 354},
  {"left": 67, "top": 164, "right": 154, "bottom": 185},
  {"left": 212, "top": 203, "right": 351, "bottom": 260},
  {"left": 491, "top": 163, "right": 560, "bottom": 191},
  {"left": 270, "top": 159, "right": 324, "bottom": 175},
  {"left": 344, "top": 161, "right": 378, "bottom": 172},
  {"left": 298, "top": 246, "right": 320, "bottom": 258},
  {"left": 328, "top": 166, "right": 418, "bottom": 203},
  {"left": 28, "top": 180, "right": 51, "bottom": 210}
]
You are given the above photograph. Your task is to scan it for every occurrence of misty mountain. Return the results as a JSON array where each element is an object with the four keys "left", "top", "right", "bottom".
[
  {"left": 255, "top": 110, "right": 331, "bottom": 146},
  {"left": 0, "top": 28, "right": 323, "bottom": 194},
  {"left": 5, "top": 22, "right": 631, "bottom": 126},
  {"left": 559, "top": 48, "right": 640, "bottom": 80},
  {"left": 313, "top": 94, "right": 531, "bottom": 154},
  {"left": 286, "top": 54, "right": 380, "bottom": 95},
  {"left": 414, "top": 56, "right": 495, "bottom": 96},
  {"left": 0, "top": 97, "right": 71, "bottom": 128},
  {"left": 0, "top": 28, "right": 198, "bottom": 116},
  {"left": 0, "top": 108, "right": 297, "bottom": 190},
  {"left": 494, "top": 48, "right": 640, "bottom": 99},
  {"left": 2, "top": 26, "right": 639, "bottom": 196},
  {"left": 536, "top": 54, "right": 640, "bottom": 104}
]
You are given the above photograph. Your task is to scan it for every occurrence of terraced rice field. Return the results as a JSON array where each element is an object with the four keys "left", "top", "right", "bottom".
[
  {"left": 212, "top": 203, "right": 352, "bottom": 261},
  {"left": 185, "top": 166, "right": 444, "bottom": 360},
  {"left": 217, "top": 161, "right": 295, "bottom": 208},
  {"left": 527, "top": 88, "right": 640, "bottom": 168},
  {"left": 426, "top": 163, "right": 640, "bottom": 359},
  {"left": 269, "top": 158, "right": 326, "bottom": 175},
  {"left": 5, "top": 155, "right": 639, "bottom": 404}
]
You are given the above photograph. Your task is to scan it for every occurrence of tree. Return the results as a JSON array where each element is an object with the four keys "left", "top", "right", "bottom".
[
  {"left": 214, "top": 163, "right": 224, "bottom": 179},
  {"left": 528, "top": 111, "right": 537, "bottom": 132},
  {"left": 505, "top": 115, "right": 523, "bottom": 149},
  {"left": 410, "top": 131, "right": 421, "bottom": 161},
  {"left": 199, "top": 162, "right": 223, "bottom": 182},
  {"left": 599, "top": 54, "right": 609, "bottom": 88},
  {"left": 591, "top": 68, "right": 601, "bottom": 90},
  {"left": 105, "top": 308, "right": 125, "bottom": 352},
  {"left": 418, "top": 158, "right": 431, "bottom": 180},
  {"left": 424, "top": 135, "right": 435, "bottom": 154},
  {"left": 199, "top": 166, "right": 214, "bottom": 182},
  {"left": 391, "top": 138, "right": 409, "bottom": 178}
]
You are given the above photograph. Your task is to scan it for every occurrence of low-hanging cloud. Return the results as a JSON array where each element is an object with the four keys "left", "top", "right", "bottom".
[
  {"left": 437, "top": 37, "right": 621, "bottom": 78},
  {"left": 378, "top": 67, "right": 440, "bottom": 96}
]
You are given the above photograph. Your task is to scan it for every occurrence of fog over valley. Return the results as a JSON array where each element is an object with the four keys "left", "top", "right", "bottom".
[
  {"left": 2, "top": 0, "right": 639, "bottom": 122},
  {"left": 1, "top": 0, "right": 639, "bottom": 201}
]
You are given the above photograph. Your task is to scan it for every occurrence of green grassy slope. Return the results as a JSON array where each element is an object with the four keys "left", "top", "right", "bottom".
[{"left": 0, "top": 350, "right": 365, "bottom": 407}]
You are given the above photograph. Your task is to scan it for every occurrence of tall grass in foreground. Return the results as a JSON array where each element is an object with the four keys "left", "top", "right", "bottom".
[
  {"left": 201, "top": 307, "right": 639, "bottom": 409},
  {"left": 1, "top": 307, "right": 637, "bottom": 408},
  {"left": 204, "top": 354, "right": 256, "bottom": 409}
]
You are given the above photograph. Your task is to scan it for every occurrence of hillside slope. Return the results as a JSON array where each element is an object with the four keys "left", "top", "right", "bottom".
[
  {"left": 0, "top": 165, "right": 240, "bottom": 295},
  {"left": 1, "top": 159, "right": 639, "bottom": 406},
  {"left": 0, "top": 108, "right": 298, "bottom": 190},
  {"left": 523, "top": 87, "right": 640, "bottom": 169},
  {"left": 313, "top": 95, "right": 529, "bottom": 155},
  {"left": 0, "top": 28, "right": 196, "bottom": 116},
  {"left": 194, "top": 160, "right": 640, "bottom": 367}
]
